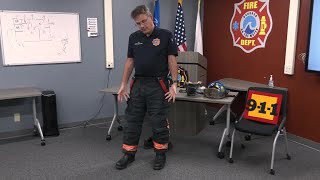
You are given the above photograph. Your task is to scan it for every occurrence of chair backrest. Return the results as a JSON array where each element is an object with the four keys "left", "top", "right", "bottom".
[{"left": 243, "top": 87, "right": 288, "bottom": 125}]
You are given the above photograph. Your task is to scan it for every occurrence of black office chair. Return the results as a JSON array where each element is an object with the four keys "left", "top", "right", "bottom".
[{"left": 228, "top": 87, "right": 291, "bottom": 175}]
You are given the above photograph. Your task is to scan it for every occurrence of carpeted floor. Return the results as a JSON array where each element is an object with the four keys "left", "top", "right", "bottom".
[{"left": 0, "top": 116, "right": 319, "bottom": 180}]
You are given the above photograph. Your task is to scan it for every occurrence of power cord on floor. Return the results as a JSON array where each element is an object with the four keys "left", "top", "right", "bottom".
[{"left": 69, "top": 69, "right": 112, "bottom": 129}]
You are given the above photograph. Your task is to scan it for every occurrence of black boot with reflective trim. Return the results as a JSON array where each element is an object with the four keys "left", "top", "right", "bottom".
[
  {"left": 153, "top": 153, "right": 166, "bottom": 170},
  {"left": 115, "top": 154, "right": 135, "bottom": 170}
]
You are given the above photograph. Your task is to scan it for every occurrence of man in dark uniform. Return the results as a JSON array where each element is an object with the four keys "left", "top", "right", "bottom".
[{"left": 115, "top": 5, "right": 178, "bottom": 170}]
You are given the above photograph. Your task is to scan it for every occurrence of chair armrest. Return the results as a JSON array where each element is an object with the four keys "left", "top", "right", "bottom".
[{"left": 278, "top": 115, "right": 287, "bottom": 130}]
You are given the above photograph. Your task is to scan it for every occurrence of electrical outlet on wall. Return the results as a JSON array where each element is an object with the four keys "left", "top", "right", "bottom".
[
  {"left": 107, "top": 61, "right": 114, "bottom": 69},
  {"left": 14, "top": 113, "right": 21, "bottom": 122}
]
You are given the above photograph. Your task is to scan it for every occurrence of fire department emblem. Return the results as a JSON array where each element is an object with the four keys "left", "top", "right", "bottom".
[{"left": 230, "top": 0, "right": 273, "bottom": 53}]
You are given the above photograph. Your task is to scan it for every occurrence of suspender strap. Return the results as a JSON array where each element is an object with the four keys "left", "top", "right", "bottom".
[{"left": 158, "top": 77, "right": 169, "bottom": 93}]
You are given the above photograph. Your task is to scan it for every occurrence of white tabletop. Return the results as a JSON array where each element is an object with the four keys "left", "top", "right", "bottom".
[
  {"left": 175, "top": 90, "right": 238, "bottom": 105},
  {"left": 100, "top": 86, "right": 238, "bottom": 105},
  {"left": 218, "top": 78, "right": 268, "bottom": 91},
  {"left": 0, "top": 87, "right": 42, "bottom": 100},
  {"left": 100, "top": 86, "right": 120, "bottom": 94},
  {"left": 218, "top": 78, "right": 287, "bottom": 91}
]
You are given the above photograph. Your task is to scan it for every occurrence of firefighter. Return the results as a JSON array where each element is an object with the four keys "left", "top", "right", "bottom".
[{"left": 115, "top": 5, "right": 178, "bottom": 170}]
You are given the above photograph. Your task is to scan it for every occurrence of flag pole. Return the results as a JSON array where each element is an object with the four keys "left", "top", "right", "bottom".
[{"left": 194, "top": 0, "right": 203, "bottom": 55}]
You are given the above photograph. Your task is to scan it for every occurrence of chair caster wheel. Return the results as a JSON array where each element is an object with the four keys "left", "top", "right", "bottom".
[
  {"left": 228, "top": 158, "right": 233, "bottom": 163},
  {"left": 269, "top": 169, "right": 275, "bottom": 175},
  {"left": 117, "top": 126, "right": 123, "bottom": 131},
  {"left": 241, "top": 144, "right": 245, "bottom": 149},
  {"left": 286, "top": 154, "right": 291, "bottom": 160},
  {"left": 106, "top": 135, "right": 111, "bottom": 141},
  {"left": 41, "top": 141, "right": 46, "bottom": 146},
  {"left": 209, "top": 121, "right": 215, "bottom": 125},
  {"left": 217, "top": 152, "right": 225, "bottom": 159},
  {"left": 245, "top": 135, "right": 251, "bottom": 141},
  {"left": 226, "top": 141, "right": 231, "bottom": 147}
]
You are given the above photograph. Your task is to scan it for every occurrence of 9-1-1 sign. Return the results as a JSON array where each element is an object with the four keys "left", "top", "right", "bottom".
[{"left": 244, "top": 90, "right": 283, "bottom": 125}]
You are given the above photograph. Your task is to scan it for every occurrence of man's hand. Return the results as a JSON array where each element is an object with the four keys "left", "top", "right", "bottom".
[
  {"left": 165, "top": 84, "right": 177, "bottom": 103},
  {"left": 117, "top": 85, "right": 130, "bottom": 102}
]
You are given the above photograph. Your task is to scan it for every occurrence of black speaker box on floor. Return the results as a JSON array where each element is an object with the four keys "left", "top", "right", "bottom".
[{"left": 41, "top": 91, "right": 59, "bottom": 136}]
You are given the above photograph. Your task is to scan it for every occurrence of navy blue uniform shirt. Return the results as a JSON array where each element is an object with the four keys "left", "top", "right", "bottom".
[{"left": 127, "top": 27, "right": 178, "bottom": 77}]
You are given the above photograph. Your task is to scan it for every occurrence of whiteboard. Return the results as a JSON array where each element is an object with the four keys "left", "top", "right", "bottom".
[{"left": 0, "top": 11, "right": 81, "bottom": 66}]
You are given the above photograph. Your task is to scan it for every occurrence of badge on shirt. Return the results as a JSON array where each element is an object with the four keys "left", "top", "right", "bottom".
[
  {"left": 134, "top": 42, "right": 143, "bottom": 46},
  {"left": 152, "top": 38, "right": 160, "bottom": 46}
]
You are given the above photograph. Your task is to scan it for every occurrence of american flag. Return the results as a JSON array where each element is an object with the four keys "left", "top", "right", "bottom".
[{"left": 174, "top": 0, "right": 187, "bottom": 52}]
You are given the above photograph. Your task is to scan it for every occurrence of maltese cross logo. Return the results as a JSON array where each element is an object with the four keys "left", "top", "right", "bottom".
[{"left": 230, "top": 0, "right": 273, "bottom": 53}]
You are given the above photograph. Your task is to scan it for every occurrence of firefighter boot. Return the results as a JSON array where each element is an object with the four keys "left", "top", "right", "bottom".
[
  {"left": 153, "top": 153, "right": 166, "bottom": 170},
  {"left": 115, "top": 154, "right": 135, "bottom": 170}
]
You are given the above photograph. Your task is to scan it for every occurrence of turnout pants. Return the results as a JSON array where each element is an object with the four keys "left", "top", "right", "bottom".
[{"left": 122, "top": 77, "right": 170, "bottom": 154}]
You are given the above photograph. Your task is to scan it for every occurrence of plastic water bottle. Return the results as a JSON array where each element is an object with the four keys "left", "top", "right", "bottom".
[{"left": 268, "top": 75, "right": 274, "bottom": 88}]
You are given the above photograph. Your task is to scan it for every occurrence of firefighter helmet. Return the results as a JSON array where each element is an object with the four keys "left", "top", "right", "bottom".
[{"left": 204, "top": 81, "right": 228, "bottom": 99}]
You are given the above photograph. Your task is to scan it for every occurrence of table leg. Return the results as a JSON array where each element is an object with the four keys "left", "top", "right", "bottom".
[
  {"left": 226, "top": 104, "right": 231, "bottom": 135},
  {"left": 210, "top": 105, "right": 227, "bottom": 125},
  {"left": 210, "top": 105, "right": 236, "bottom": 125},
  {"left": 217, "top": 104, "right": 232, "bottom": 158},
  {"left": 106, "top": 94, "right": 119, "bottom": 140},
  {"left": 33, "top": 98, "right": 45, "bottom": 146}
]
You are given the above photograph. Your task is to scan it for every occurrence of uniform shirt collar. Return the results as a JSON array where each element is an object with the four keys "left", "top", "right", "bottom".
[
  {"left": 150, "top": 27, "right": 159, "bottom": 37},
  {"left": 140, "top": 26, "right": 159, "bottom": 38}
]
